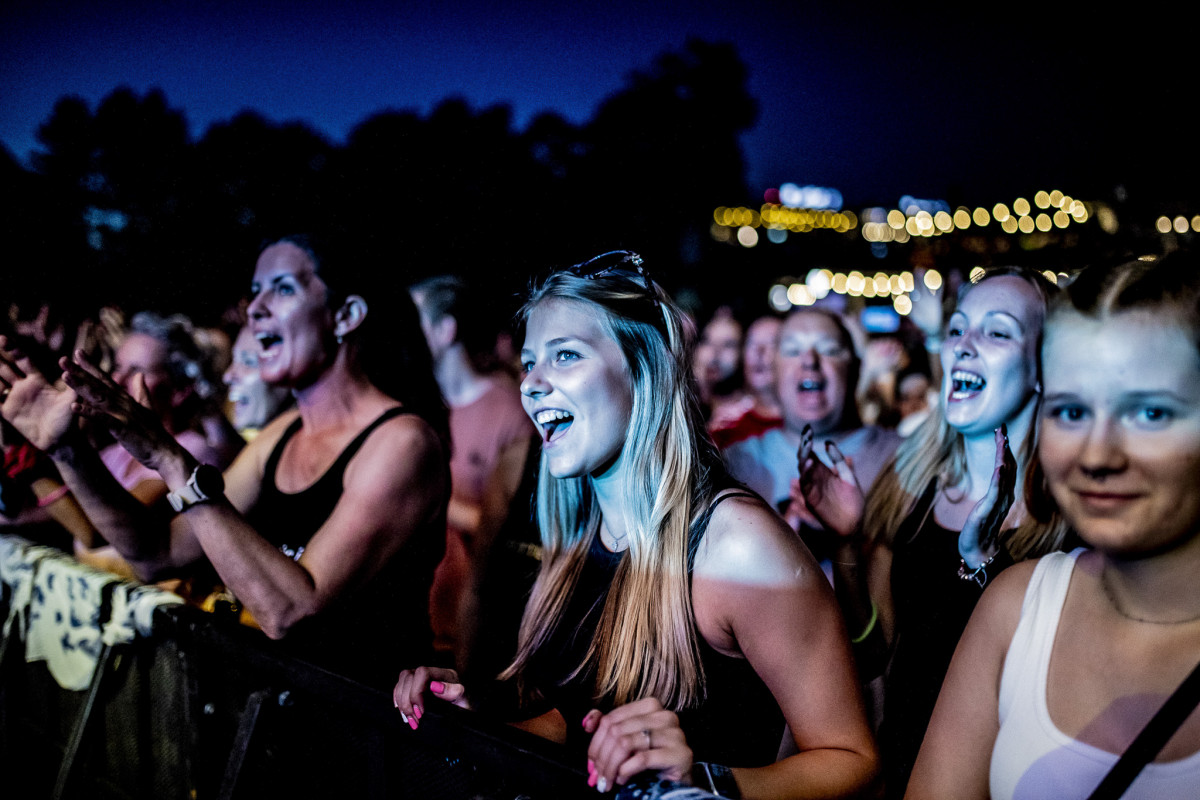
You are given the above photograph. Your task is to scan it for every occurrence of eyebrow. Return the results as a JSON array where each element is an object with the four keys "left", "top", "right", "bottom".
[
  {"left": 1044, "top": 389, "right": 1190, "bottom": 404},
  {"left": 953, "top": 309, "right": 1026, "bottom": 331},
  {"left": 251, "top": 273, "right": 298, "bottom": 290},
  {"left": 521, "top": 336, "right": 584, "bottom": 357}
]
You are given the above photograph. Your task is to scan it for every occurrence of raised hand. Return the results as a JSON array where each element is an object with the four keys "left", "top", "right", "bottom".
[
  {"left": 796, "top": 424, "right": 864, "bottom": 539},
  {"left": 958, "top": 425, "right": 1016, "bottom": 568},
  {"left": 62, "top": 349, "right": 179, "bottom": 472},
  {"left": 0, "top": 335, "right": 79, "bottom": 453},
  {"left": 392, "top": 666, "right": 469, "bottom": 730},
  {"left": 583, "top": 697, "right": 692, "bottom": 793},
  {"left": 908, "top": 267, "right": 946, "bottom": 342}
]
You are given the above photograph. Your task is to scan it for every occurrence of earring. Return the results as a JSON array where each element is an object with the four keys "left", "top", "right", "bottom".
[{"left": 336, "top": 334, "right": 344, "bottom": 345}]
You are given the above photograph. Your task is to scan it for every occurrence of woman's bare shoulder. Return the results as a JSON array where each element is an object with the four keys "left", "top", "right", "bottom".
[{"left": 693, "top": 491, "right": 822, "bottom": 590}]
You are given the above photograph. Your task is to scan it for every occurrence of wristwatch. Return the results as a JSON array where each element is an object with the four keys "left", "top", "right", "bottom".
[
  {"left": 692, "top": 762, "right": 741, "bottom": 798},
  {"left": 166, "top": 464, "right": 225, "bottom": 513}
]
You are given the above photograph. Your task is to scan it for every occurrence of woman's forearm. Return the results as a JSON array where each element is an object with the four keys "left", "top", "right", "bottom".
[
  {"left": 49, "top": 433, "right": 175, "bottom": 576},
  {"left": 732, "top": 746, "right": 878, "bottom": 800}
]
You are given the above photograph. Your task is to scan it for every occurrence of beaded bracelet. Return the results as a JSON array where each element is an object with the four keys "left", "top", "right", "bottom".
[{"left": 957, "top": 551, "right": 998, "bottom": 588}]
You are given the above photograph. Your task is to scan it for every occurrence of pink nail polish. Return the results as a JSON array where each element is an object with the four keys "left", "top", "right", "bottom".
[
  {"left": 587, "top": 769, "right": 597, "bottom": 788},
  {"left": 430, "top": 681, "right": 445, "bottom": 693},
  {"left": 413, "top": 705, "right": 422, "bottom": 720},
  {"left": 588, "top": 759, "right": 595, "bottom": 773},
  {"left": 408, "top": 716, "right": 418, "bottom": 731}
]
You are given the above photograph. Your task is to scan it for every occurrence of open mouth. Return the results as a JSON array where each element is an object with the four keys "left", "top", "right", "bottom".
[
  {"left": 534, "top": 409, "right": 574, "bottom": 443},
  {"left": 256, "top": 333, "right": 283, "bottom": 355},
  {"left": 950, "top": 370, "right": 985, "bottom": 399},
  {"left": 797, "top": 378, "right": 826, "bottom": 393}
]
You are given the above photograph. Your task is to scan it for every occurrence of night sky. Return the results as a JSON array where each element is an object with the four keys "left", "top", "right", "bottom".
[{"left": 3, "top": 1, "right": 1198, "bottom": 209}]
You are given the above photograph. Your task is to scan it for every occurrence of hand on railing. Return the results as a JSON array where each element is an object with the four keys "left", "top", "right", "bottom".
[
  {"left": 582, "top": 698, "right": 693, "bottom": 795},
  {"left": 392, "top": 666, "right": 470, "bottom": 730}
]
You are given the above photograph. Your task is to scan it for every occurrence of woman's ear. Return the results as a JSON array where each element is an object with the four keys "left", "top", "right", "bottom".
[{"left": 335, "top": 295, "right": 369, "bottom": 339}]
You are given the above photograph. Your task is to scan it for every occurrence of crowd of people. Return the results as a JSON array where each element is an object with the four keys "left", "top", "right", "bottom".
[{"left": 3, "top": 240, "right": 1199, "bottom": 799}]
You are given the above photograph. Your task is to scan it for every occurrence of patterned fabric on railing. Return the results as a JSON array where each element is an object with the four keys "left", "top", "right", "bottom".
[{"left": 0, "top": 535, "right": 182, "bottom": 690}]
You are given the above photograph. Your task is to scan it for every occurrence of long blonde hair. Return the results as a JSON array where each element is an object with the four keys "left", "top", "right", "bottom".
[
  {"left": 502, "top": 259, "right": 726, "bottom": 711},
  {"left": 863, "top": 267, "right": 1069, "bottom": 559}
]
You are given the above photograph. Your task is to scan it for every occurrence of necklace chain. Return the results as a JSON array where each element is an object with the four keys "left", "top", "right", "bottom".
[
  {"left": 600, "top": 523, "right": 628, "bottom": 551},
  {"left": 1100, "top": 569, "right": 1200, "bottom": 625}
]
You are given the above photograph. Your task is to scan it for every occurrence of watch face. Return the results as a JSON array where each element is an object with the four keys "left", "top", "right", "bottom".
[{"left": 194, "top": 464, "right": 225, "bottom": 498}]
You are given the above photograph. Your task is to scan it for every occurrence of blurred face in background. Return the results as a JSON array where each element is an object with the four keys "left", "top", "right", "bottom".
[
  {"left": 112, "top": 332, "right": 178, "bottom": 418},
  {"left": 775, "top": 311, "right": 853, "bottom": 436},
  {"left": 694, "top": 314, "right": 742, "bottom": 389},
  {"left": 743, "top": 316, "right": 782, "bottom": 395},
  {"left": 224, "top": 326, "right": 290, "bottom": 431}
]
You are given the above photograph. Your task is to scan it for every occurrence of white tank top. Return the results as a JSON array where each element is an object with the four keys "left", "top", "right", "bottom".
[{"left": 990, "top": 549, "right": 1200, "bottom": 799}]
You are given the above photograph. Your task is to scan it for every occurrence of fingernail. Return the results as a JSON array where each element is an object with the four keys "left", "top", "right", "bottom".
[
  {"left": 413, "top": 704, "right": 422, "bottom": 720},
  {"left": 596, "top": 776, "right": 607, "bottom": 793},
  {"left": 430, "top": 681, "right": 445, "bottom": 693},
  {"left": 588, "top": 759, "right": 595, "bottom": 773},
  {"left": 408, "top": 716, "right": 418, "bottom": 731},
  {"left": 400, "top": 711, "right": 408, "bottom": 724},
  {"left": 587, "top": 769, "right": 597, "bottom": 788}
]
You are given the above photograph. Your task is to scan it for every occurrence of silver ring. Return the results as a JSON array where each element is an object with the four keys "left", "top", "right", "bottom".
[{"left": 642, "top": 728, "right": 652, "bottom": 749}]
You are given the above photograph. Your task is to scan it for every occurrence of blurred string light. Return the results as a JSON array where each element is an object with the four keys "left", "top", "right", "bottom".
[
  {"left": 1156, "top": 214, "right": 1200, "bottom": 234},
  {"left": 712, "top": 203, "right": 858, "bottom": 247},
  {"left": 768, "top": 267, "right": 929, "bottom": 314},
  {"left": 714, "top": 189, "right": 1127, "bottom": 250},
  {"left": 857, "top": 190, "right": 1094, "bottom": 244}
]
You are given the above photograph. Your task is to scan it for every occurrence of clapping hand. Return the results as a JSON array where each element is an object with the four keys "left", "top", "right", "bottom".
[
  {"left": 0, "top": 335, "right": 79, "bottom": 453},
  {"left": 958, "top": 425, "right": 1016, "bottom": 568},
  {"left": 796, "top": 424, "right": 864, "bottom": 539},
  {"left": 62, "top": 350, "right": 179, "bottom": 473}
]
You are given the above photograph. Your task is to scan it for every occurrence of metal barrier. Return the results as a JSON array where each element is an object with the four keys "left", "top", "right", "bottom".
[{"left": 0, "top": 535, "right": 594, "bottom": 799}]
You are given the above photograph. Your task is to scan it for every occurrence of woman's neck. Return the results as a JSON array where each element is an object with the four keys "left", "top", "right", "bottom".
[
  {"left": 291, "top": 356, "right": 381, "bottom": 431},
  {"left": 1101, "top": 537, "right": 1200, "bottom": 625},
  {"left": 591, "top": 455, "right": 630, "bottom": 549}
]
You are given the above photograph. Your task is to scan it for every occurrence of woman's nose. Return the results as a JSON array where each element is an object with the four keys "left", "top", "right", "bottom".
[
  {"left": 1078, "top": 419, "right": 1126, "bottom": 480},
  {"left": 247, "top": 292, "right": 268, "bottom": 321},
  {"left": 520, "top": 364, "right": 548, "bottom": 398},
  {"left": 953, "top": 330, "right": 977, "bottom": 358}
]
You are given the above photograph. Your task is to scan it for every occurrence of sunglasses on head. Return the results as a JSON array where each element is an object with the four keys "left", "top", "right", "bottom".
[{"left": 566, "top": 250, "right": 658, "bottom": 307}]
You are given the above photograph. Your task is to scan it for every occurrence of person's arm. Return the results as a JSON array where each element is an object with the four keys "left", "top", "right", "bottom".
[
  {"left": 588, "top": 496, "right": 879, "bottom": 800},
  {"left": 151, "top": 412, "right": 445, "bottom": 639},
  {"left": 703, "top": 498, "right": 879, "bottom": 799},
  {"left": 904, "top": 560, "right": 1031, "bottom": 799},
  {"left": 0, "top": 338, "right": 187, "bottom": 568}
]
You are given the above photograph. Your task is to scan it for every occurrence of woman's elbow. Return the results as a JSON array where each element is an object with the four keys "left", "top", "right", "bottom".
[{"left": 255, "top": 594, "right": 323, "bottom": 640}]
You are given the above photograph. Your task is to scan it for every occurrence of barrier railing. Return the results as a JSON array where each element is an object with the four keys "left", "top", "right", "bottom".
[
  {"left": 1, "top": 535, "right": 720, "bottom": 800},
  {"left": 0, "top": 535, "right": 588, "bottom": 799}
]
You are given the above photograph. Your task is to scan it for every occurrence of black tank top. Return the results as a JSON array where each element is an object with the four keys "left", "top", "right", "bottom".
[
  {"left": 244, "top": 407, "right": 447, "bottom": 689},
  {"left": 521, "top": 490, "right": 786, "bottom": 767}
]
